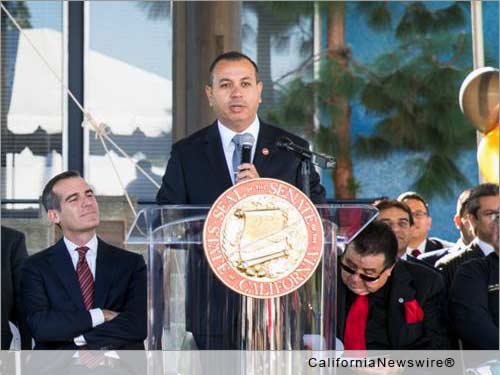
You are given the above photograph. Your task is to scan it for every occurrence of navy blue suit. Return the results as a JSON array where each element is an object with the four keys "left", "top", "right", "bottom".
[
  {"left": 156, "top": 120, "right": 326, "bottom": 205},
  {"left": 1, "top": 226, "right": 31, "bottom": 349},
  {"left": 155, "top": 120, "right": 325, "bottom": 349},
  {"left": 20, "top": 238, "right": 146, "bottom": 350}
]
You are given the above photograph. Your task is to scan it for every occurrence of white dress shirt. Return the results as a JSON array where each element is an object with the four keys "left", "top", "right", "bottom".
[
  {"left": 474, "top": 237, "right": 495, "bottom": 256},
  {"left": 64, "top": 235, "right": 105, "bottom": 346},
  {"left": 218, "top": 117, "right": 260, "bottom": 184}
]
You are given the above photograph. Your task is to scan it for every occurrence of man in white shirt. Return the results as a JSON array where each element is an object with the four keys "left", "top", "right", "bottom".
[
  {"left": 155, "top": 51, "right": 326, "bottom": 349},
  {"left": 436, "top": 183, "right": 499, "bottom": 287},
  {"left": 418, "top": 188, "right": 474, "bottom": 266},
  {"left": 398, "top": 191, "right": 453, "bottom": 255},
  {"left": 21, "top": 171, "right": 147, "bottom": 350},
  {"left": 156, "top": 51, "right": 326, "bottom": 206},
  {"left": 375, "top": 199, "right": 414, "bottom": 260}
]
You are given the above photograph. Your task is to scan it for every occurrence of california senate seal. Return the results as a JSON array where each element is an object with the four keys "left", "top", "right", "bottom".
[{"left": 203, "top": 178, "right": 324, "bottom": 299}]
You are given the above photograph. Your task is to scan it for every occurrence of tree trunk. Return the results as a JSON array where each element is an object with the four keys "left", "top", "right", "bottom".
[
  {"left": 327, "top": 2, "right": 354, "bottom": 199},
  {"left": 172, "top": 2, "right": 241, "bottom": 139}
]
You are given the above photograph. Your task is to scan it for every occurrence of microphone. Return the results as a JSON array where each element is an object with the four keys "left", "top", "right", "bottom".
[
  {"left": 276, "top": 136, "right": 336, "bottom": 169},
  {"left": 240, "top": 133, "right": 255, "bottom": 164}
]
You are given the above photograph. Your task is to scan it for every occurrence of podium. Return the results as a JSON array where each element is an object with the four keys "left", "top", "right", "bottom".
[{"left": 127, "top": 204, "right": 378, "bottom": 350}]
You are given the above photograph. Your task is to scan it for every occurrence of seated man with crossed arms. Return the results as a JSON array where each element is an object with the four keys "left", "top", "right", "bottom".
[{"left": 21, "top": 171, "right": 147, "bottom": 350}]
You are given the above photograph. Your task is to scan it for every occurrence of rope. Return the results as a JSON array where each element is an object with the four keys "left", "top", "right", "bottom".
[{"left": 0, "top": 3, "right": 161, "bottom": 219}]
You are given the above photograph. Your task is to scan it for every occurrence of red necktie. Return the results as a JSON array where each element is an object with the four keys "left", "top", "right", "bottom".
[
  {"left": 411, "top": 248, "right": 422, "bottom": 257},
  {"left": 76, "top": 246, "right": 94, "bottom": 310},
  {"left": 344, "top": 294, "right": 369, "bottom": 350}
]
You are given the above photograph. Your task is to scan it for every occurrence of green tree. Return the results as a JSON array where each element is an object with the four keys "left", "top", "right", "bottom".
[
  {"left": 243, "top": 2, "right": 313, "bottom": 113},
  {"left": 269, "top": 1, "right": 473, "bottom": 199},
  {"left": 268, "top": 2, "right": 360, "bottom": 198},
  {"left": 355, "top": 2, "right": 474, "bottom": 198}
]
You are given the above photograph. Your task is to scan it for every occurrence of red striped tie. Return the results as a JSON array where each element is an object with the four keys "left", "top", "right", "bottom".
[{"left": 76, "top": 246, "right": 94, "bottom": 310}]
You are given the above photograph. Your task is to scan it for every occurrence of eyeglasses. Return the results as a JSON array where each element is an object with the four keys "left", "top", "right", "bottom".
[
  {"left": 340, "top": 261, "right": 391, "bottom": 283},
  {"left": 478, "top": 210, "right": 499, "bottom": 223},
  {"left": 412, "top": 210, "right": 428, "bottom": 219},
  {"left": 380, "top": 219, "right": 410, "bottom": 230}
]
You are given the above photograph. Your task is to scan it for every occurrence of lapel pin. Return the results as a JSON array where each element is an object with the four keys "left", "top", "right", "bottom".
[
  {"left": 398, "top": 298, "right": 404, "bottom": 303},
  {"left": 262, "top": 148, "right": 269, "bottom": 156}
]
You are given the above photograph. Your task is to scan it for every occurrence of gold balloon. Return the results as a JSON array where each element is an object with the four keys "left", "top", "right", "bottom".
[
  {"left": 459, "top": 67, "right": 499, "bottom": 134},
  {"left": 477, "top": 124, "right": 499, "bottom": 183}
]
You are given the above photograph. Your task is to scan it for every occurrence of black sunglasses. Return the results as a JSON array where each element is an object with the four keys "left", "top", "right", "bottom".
[{"left": 340, "top": 261, "right": 391, "bottom": 283}]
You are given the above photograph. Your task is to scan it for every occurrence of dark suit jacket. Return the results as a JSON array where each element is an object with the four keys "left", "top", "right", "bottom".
[
  {"left": 424, "top": 238, "right": 446, "bottom": 253},
  {"left": 449, "top": 252, "right": 499, "bottom": 349},
  {"left": 1, "top": 226, "right": 31, "bottom": 349},
  {"left": 337, "top": 260, "right": 449, "bottom": 349},
  {"left": 435, "top": 243, "right": 484, "bottom": 288},
  {"left": 20, "top": 237, "right": 147, "bottom": 350},
  {"left": 418, "top": 248, "right": 452, "bottom": 267},
  {"left": 156, "top": 120, "right": 326, "bottom": 205}
]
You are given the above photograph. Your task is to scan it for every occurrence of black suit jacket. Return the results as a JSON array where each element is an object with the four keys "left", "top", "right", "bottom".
[
  {"left": 20, "top": 238, "right": 147, "bottom": 350},
  {"left": 449, "top": 252, "right": 499, "bottom": 349},
  {"left": 1, "top": 226, "right": 31, "bottom": 349},
  {"left": 424, "top": 238, "right": 446, "bottom": 253},
  {"left": 337, "top": 260, "right": 449, "bottom": 349},
  {"left": 435, "top": 243, "right": 484, "bottom": 288},
  {"left": 156, "top": 120, "right": 326, "bottom": 205}
]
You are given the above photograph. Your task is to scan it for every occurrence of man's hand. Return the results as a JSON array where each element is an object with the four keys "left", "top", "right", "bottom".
[
  {"left": 102, "top": 309, "right": 119, "bottom": 322},
  {"left": 236, "top": 163, "right": 259, "bottom": 183}
]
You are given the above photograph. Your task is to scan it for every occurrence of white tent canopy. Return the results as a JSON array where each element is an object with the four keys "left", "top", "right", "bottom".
[{"left": 7, "top": 28, "right": 172, "bottom": 137}]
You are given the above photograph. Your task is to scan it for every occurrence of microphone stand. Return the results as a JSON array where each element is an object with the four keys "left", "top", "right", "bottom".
[{"left": 276, "top": 137, "right": 336, "bottom": 199}]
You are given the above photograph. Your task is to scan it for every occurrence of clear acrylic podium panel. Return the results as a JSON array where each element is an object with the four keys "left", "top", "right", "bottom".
[{"left": 127, "top": 205, "right": 378, "bottom": 350}]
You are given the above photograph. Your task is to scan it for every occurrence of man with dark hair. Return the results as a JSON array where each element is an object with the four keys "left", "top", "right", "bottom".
[
  {"left": 21, "top": 171, "right": 147, "bottom": 349},
  {"left": 1, "top": 226, "right": 31, "bottom": 349},
  {"left": 337, "top": 221, "right": 449, "bottom": 349},
  {"left": 397, "top": 191, "right": 452, "bottom": 254},
  {"left": 156, "top": 51, "right": 325, "bottom": 350},
  {"left": 156, "top": 50, "right": 325, "bottom": 205},
  {"left": 436, "top": 183, "right": 499, "bottom": 288},
  {"left": 375, "top": 199, "right": 414, "bottom": 259},
  {"left": 419, "top": 188, "right": 474, "bottom": 266},
  {"left": 449, "top": 210, "right": 499, "bottom": 349}
]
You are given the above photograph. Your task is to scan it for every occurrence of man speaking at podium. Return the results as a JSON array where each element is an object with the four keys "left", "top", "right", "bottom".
[
  {"left": 156, "top": 51, "right": 325, "bottom": 205},
  {"left": 156, "top": 51, "right": 325, "bottom": 349}
]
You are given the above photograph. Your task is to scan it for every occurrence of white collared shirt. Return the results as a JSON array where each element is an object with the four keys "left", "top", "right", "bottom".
[
  {"left": 474, "top": 237, "right": 495, "bottom": 256},
  {"left": 218, "top": 117, "right": 260, "bottom": 184},
  {"left": 64, "top": 235, "right": 105, "bottom": 346}
]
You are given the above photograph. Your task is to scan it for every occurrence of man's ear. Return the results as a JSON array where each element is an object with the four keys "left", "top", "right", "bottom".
[
  {"left": 467, "top": 213, "right": 478, "bottom": 232},
  {"left": 386, "top": 262, "right": 396, "bottom": 276},
  {"left": 47, "top": 209, "right": 60, "bottom": 225},
  {"left": 205, "top": 85, "right": 213, "bottom": 107}
]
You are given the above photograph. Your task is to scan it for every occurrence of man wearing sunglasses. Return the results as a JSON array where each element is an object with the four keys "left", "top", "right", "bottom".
[{"left": 337, "top": 221, "right": 449, "bottom": 350}]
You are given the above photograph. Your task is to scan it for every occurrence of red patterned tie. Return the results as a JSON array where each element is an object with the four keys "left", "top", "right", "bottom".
[
  {"left": 76, "top": 246, "right": 94, "bottom": 310},
  {"left": 344, "top": 294, "right": 369, "bottom": 350}
]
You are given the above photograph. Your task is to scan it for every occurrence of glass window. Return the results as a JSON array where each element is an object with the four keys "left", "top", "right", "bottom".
[
  {"left": 1, "top": 1, "right": 64, "bottom": 209},
  {"left": 85, "top": 1, "right": 172, "bottom": 202}
]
